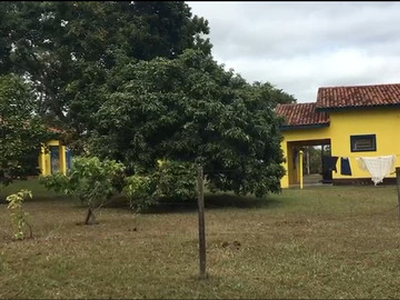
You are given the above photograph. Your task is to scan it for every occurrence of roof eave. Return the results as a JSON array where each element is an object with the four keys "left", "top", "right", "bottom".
[
  {"left": 316, "top": 103, "right": 400, "bottom": 112},
  {"left": 280, "top": 122, "right": 330, "bottom": 131}
]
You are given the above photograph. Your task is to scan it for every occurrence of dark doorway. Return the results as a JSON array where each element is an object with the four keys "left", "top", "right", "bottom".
[
  {"left": 287, "top": 139, "right": 331, "bottom": 187},
  {"left": 321, "top": 144, "right": 337, "bottom": 183}
]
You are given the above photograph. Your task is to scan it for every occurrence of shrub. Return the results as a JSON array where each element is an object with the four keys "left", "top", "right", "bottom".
[
  {"left": 123, "top": 175, "right": 156, "bottom": 212},
  {"left": 153, "top": 160, "right": 197, "bottom": 202},
  {"left": 40, "top": 156, "right": 125, "bottom": 224},
  {"left": 124, "top": 160, "right": 197, "bottom": 212},
  {"left": 6, "top": 189, "right": 33, "bottom": 239}
]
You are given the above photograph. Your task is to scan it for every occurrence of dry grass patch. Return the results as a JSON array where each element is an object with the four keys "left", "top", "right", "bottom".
[{"left": 1, "top": 181, "right": 400, "bottom": 298}]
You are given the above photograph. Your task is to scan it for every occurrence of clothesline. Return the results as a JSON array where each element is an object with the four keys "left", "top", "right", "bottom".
[
  {"left": 318, "top": 154, "right": 397, "bottom": 185},
  {"left": 334, "top": 154, "right": 400, "bottom": 158}
]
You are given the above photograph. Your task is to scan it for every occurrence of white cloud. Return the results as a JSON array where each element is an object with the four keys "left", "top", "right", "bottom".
[{"left": 187, "top": 1, "right": 400, "bottom": 102}]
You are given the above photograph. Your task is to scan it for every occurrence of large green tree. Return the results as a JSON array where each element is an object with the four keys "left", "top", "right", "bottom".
[
  {"left": 0, "top": 1, "right": 211, "bottom": 133},
  {"left": 1, "top": 1, "right": 296, "bottom": 197},
  {"left": 89, "top": 50, "right": 287, "bottom": 197},
  {"left": 0, "top": 74, "right": 49, "bottom": 186},
  {"left": 251, "top": 81, "right": 296, "bottom": 106}
]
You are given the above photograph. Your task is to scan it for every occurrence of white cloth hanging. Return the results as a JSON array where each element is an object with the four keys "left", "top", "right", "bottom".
[{"left": 356, "top": 155, "right": 396, "bottom": 185}]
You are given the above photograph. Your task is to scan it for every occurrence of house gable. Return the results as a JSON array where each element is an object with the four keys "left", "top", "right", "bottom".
[
  {"left": 276, "top": 102, "right": 329, "bottom": 130},
  {"left": 277, "top": 83, "right": 400, "bottom": 128}
]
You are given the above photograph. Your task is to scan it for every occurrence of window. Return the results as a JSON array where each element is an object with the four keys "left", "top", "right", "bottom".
[{"left": 350, "top": 134, "right": 376, "bottom": 152}]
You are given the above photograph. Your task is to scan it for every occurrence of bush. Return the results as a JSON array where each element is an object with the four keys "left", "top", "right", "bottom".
[
  {"left": 40, "top": 171, "right": 72, "bottom": 195},
  {"left": 40, "top": 156, "right": 125, "bottom": 224},
  {"left": 123, "top": 175, "right": 156, "bottom": 212},
  {"left": 124, "top": 160, "right": 197, "bottom": 212},
  {"left": 41, "top": 156, "right": 197, "bottom": 214},
  {"left": 153, "top": 160, "right": 197, "bottom": 201}
]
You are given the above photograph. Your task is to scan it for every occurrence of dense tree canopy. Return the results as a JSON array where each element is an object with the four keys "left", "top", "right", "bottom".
[
  {"left": 1, "top": 1, "right": 297, "bottom": 197},
  {"left": 0, "top": 74, "right": 49, "bottom": 185},
  {"left": 89, "top": 50, "right": 286, "bottom": 196},
  {"left": 0, "top": 1, "right": 211, "bottom": 132}
]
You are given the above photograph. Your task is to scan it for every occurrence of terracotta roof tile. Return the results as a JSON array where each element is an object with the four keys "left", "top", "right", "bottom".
[
  {"left": 316, "top": 83, "right": 400, "bottom": 110},
  {"left": 48, "top": 126, "right": 62, "bottom": 133},
  {"left": 276, "top": 102, "right": 329, "bottom": 128}
]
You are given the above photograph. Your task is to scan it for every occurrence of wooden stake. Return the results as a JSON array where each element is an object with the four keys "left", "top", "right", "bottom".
[
  {"left": 299, "top": 150, "right": 304, "bottom": 189},
  {"left": 395, "top": 167, "right": 400, "bottom": 234},
  {"left": 197, "top": 165, "right": 207, "bottom": 279}
]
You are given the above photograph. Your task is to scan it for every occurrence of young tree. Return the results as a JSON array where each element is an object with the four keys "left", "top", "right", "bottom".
[
  {"left": 6, "top": 189, "right": 33, "bottom": 240},
  {"left": 89, "top": 50, "right": 288, "bottom": 197},
  {"left": 40, "top": 156, "right": 126, "bottom": 225}
]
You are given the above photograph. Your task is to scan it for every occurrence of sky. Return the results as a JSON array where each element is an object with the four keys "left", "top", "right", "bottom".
[{"left": 187, "top": 1, "right": 400, "bottom": 103}]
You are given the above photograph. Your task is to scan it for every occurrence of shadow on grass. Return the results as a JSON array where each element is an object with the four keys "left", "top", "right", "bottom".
[
  {"left": 0, "top": 178, "right": 68, "bottom": 203},
  {"left": 16, "top": 193, "right": 283, "bottom": 214},
  {"left": 0, "top": 179, "right": 284, "bottom": 214},
  {"left": 141, "top": 193, "right": 283, "bottom": 214},
  {"left": 0, "top": 193, "right": 70, "bottom": 204}
]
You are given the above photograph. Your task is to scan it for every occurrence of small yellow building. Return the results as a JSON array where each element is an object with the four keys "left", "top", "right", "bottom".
[
  {"left": 37, "top": 126, "right": 71, "bottom": 176},
  {"left": 38, "top": 140, "right": 70, "bottom": 176},
  {"left": 276, "top": 83, "right": 400, "bottom": 188}
]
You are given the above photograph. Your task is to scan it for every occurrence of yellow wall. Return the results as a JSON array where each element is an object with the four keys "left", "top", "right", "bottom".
[
  {"left": 280, "top": 107, "right": 400, "bottom": 188},
  {"left": 38, "top": 140, "right": 68, "bottom": 176},
  {"left": 280, "top": 126, "right": 331, "bottom": 188},
  {"left": 329, "top": 108, "right": 400, "bottom": 179}
]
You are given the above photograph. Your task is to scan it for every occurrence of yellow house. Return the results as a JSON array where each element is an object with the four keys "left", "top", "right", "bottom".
[
  {"left": 38, "top": 128, "right": 71, "bottom": 176},
  {"left": 276, "top": 83, "right": 400, "bottom": 188}
]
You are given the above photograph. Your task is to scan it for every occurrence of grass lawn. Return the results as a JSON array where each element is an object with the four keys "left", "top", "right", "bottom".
[{"left": 1, "top": 179, "right": 400, "bottom": 299}]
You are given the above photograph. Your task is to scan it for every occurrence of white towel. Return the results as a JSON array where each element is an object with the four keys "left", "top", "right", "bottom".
[{"left": 356, "top": 155, "right": 396, "bottom": 185}]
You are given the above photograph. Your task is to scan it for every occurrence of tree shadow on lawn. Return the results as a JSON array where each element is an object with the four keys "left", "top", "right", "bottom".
[
  {"left": 0, "top": 193, "right": 70, "bottom": 204},
  {"left": 141, "top": 193, "right": 283, "bottom": 214}
]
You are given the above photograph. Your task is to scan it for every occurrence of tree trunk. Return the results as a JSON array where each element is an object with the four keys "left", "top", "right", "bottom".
[{"left": 84, "top": 208, "right": 96, "bottom": 225}]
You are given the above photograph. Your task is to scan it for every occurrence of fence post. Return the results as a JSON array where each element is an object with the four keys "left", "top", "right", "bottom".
[
  {"left": 395, "top": 167, "right": 400, "bottom": 235},
  {"left": 299, "top": 150, "right": 304, "bottom": 189},
  {"left": 197, "top": 165, "right": 207, "bottom": 279}
]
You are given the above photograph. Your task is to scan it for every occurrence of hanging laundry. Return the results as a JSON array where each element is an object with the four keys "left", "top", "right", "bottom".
[
  {"left": 322, "top": 156, "right": 338, "bottom": 173},
  {"left": 321, "top": 156, "right": 338, "bottom": 183},
  {"left": 340, "top": 157, "right": 352, "bottom": 176},
  {"left": 356, "top": 155, "right": 396, "bottom": 185}
]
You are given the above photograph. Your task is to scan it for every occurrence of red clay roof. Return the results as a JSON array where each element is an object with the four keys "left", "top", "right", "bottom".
[
  {"left": 316, "top": 83, "right": 400, "bottom": 110},
  {"left": 48, "top": 126, "right": 62, "bottom": 133},
  {"left": 276, "top": 102, "right": 329, "bottom": 128}
]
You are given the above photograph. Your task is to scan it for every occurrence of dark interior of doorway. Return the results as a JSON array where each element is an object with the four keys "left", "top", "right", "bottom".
[{"left": 301, "top": 144, "right": 333, "bottom": 184}]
